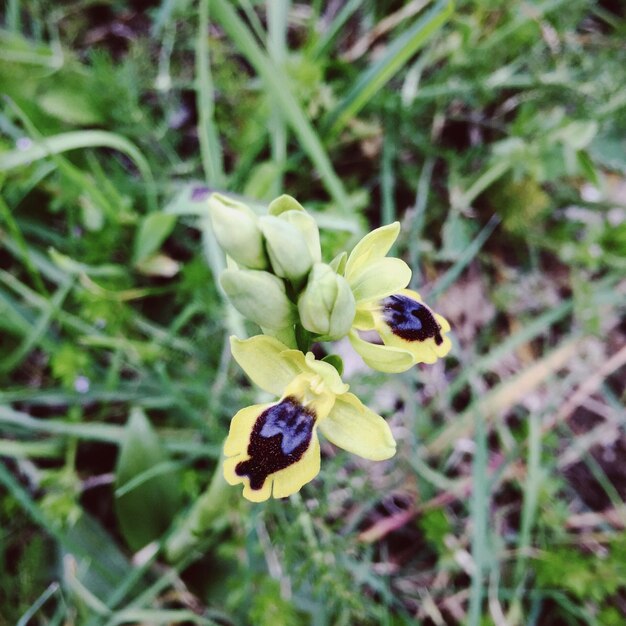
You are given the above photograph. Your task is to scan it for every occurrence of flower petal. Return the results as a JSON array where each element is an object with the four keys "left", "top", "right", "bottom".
[
  {"left": 230, "top": 335, "right": 301, "bottom": 395},
  {"left": 223, "top": 403, "right": 274, "bottom": 502},
  {"left": 223, "top": 402, "right": 273, "bottom": 458},
  {"left": 271, "top": 434, "right": 320, "bottom": 499},
  {"left": 223, "top": 397, "right": 320, "bottom": 502},
  {"left": 303, "top": 352, "right": 349, "bottom": 396},
  {"left": 319, "top": 392, "right": 396, "bottom": 460},
  {"left": 345, "top": 222, "right": 401, "bottom": 280},
  {"left": 348, "top": 330, "right": 415, "bottom": 373},
  {"left": 348, "top": 257, "right": 412, "bottom": 303},
  {"left": 375, "top": 290, "right": 452, "bottom": 364},
  {"left": 352, "top": 308, "right": 375, "bottom": 330}
]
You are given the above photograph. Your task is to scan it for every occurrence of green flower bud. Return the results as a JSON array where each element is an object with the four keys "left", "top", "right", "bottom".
[
  {"left": 208, "top": 193, "right": 267, "bottom": 269},
  {"left": 277, "top": 210, "right": 322, "bottom": 264},
  {"left": 258, "top": 215, "right": 313, "bottom": 282},
  {"left": 220, "top": 269, "right": 294, "bottom": 329},
  {"left": 268, "top": 194, "right": 305, "bottom": 216},
  {"left": 298, "top": 263, "right": 356, "bottom": 340}
]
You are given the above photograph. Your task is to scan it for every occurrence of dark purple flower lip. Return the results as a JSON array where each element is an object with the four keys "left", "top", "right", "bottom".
[
  {"left": 235, "top": 396, "right": 315, "bottom": 491},
  {"left": 382, "top": 294, "right": 443, "bottom": 345}
]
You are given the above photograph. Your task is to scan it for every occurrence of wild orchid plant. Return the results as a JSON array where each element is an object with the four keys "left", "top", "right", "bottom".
[{"left": 208, "top": 193, "right": 451, "bottom": 502}]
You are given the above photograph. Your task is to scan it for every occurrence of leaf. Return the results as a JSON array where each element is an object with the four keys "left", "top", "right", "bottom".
[
  {"left": 114, "top": 408, "right": 182, "bottom": 551},
  {"left": 438, "top": 212, "right": 476, "bottom": 261},
  {"left": 243, "top": 161, "right": 281, "bottom": 201},
  {"left": 62, "top": 513, "right": 138, "bottom": 599},
  {"left": 327, "top": 0, "right": 454, "bottom": 133},
  {"left": 133, "top": 213, "right": 177, "bottom": 265}
]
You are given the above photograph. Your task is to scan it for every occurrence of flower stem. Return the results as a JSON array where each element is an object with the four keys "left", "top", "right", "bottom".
[{"left": 164, "top": 454, "right": 231, "bottom": 562}]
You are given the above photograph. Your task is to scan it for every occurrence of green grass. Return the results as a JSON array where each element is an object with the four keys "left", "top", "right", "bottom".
[{"left": 1, "top": 1, "right": 626, "bottom": 625}]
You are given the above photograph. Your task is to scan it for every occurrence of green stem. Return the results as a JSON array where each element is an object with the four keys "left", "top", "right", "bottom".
[{"left": 165, "top": 455, "right": 231, "bottom": 562}]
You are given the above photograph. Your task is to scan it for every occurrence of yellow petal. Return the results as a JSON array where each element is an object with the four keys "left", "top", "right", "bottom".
[
  {"left": 271, "top": 433, "right": 321, "bottom": 498},
  {"left": 223, "top": 403, "right": 273, "bottom": 459},
  {"left": 224, "top": 455, "right": 273, "bottom": 502},
  {"left": 303, "top": 352, "right": 349, "bottom": 396},
  {"left": 345, "top": 222, "right": 401, "bottom": 279},
  {"left": 282, "top": 371, "right": 337, "bottom": 420},
  {"left": 352, "top": 307, "right": 376, "bottom": 330},
  {"left": 319, "top": 392, "right": 396, "bottom": 460},
  {"left": 223, "top": 403, "right": 275, "bottom": 502},
  {"left": 230, "top": 335, "right": 301, "bottom": 395},
  {"left": 348, "top": 330, "right": 415, "bottom": 373},
  {"left": 223, "top": 397, "right": 320, "bottom": 502},
  {"left": 348, "top": 257, "right": 412, "bottom": 303}
]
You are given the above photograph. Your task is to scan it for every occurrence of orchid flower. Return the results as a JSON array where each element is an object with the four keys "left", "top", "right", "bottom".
[
  {"left": 344, "top": 223, "right": 452, "bottom": 373},
  {"left": 223, "top": 335, "right": 396, "bottom": 501}
]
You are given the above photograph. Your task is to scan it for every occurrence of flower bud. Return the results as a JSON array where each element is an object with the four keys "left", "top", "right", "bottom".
[
  {"left": 298, "top": 263, "right": 356, "bottom": 340},
  {"left": 220, "top": 269, "right": 294, "bottom": 329},
  {"left": 277, "top": 210, "right": 321, "bottom": 264},
  {"left": 258, "top": 215, "right": 313, "bottom": 282},
  {"left": 268, "top": 194, "right": 305, "bottom": 216},
  {"left": 208, "top": 193, "right": 267, "bottom": 269}
]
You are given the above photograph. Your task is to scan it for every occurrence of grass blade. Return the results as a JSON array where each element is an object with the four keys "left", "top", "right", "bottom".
[
  {"left": 0, "top": 130, "right": 157, "bottom": 212},
  {"left": 268, "top": 0, "right": 289, "bottom": 195},
  {"left": 468, "top": 402, "right": 489, "bottom": 626},
  {"left": 210, "top": 0, "right": 350, "bottom": 209},
  {"left": 327, "top": 0, "right": 454, "bottom": 134},
  {"left": 197, "top": 0, "right": 225, "bottom": 187}
]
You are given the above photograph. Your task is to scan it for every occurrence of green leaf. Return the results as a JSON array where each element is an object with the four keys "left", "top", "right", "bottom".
[
  {"left": 133, "top": 213, "right": 177, "bottom": 265},
  {"left": 210, "top": 0, "right": 349, "bottom": 209},
  {"left": 438, "top": 212, "right": 476, "bottom": 261},
  {"left": 576, "top": 150, "right": 600, "bottom": 186},
  {"left": 114, "top": 408, "right": 182, "bottom": 551},
  {"left": 321, "top": 354, "right": 344, "bottom": 376},
  {"left": 0, "top": 130, "right": 157, "bottom": 211},
  {"left": 327, "top": 0, "right": 454, "bottom": 133}
]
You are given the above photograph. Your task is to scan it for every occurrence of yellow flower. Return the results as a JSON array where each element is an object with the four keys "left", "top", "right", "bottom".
[
  {"left": 223, "top": 335, "right": 396, "bottom": 502},
  {"left": 344, "top": 223, "right": 452, "bottom": 373}
]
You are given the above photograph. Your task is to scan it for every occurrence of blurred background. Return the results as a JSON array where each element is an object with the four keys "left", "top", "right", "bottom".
[{"left": 1, "top": 1, "right": 625, "bottom": 624}]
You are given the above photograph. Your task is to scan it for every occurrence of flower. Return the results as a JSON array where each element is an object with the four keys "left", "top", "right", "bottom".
[
  {"left": 223, "top": 335, "right": 396, "bottom": 501},
  {"left": 344, "top": 223, "right": 452, "bottom": 373}
]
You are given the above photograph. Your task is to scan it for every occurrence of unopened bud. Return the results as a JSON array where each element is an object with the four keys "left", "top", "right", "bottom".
[
  {"left": 208, "top": 193, "right": 267, "bottom": 269},
  {"left": 277, "top": 210, "right": 321, "bottom": 264},
  {"left": 220, "top": 269, "right": 294, "bottom": 329},
  {"left": 298, "top": 263, "right": 356, "bottom": 340},
  {"left": 268, "top": 194, "right": 305, "bottom": 216},
  {"left": 259, "top": 215, "right": 313, "bottom": 282}
]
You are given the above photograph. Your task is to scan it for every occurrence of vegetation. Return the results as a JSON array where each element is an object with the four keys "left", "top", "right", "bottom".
[{"left": 1, "top": 1, "right": 625, "bottom": 624}]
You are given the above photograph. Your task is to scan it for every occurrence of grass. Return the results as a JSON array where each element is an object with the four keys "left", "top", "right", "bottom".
[{"left": 1, "top": 1, "right": 626, "bottom": 625}]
